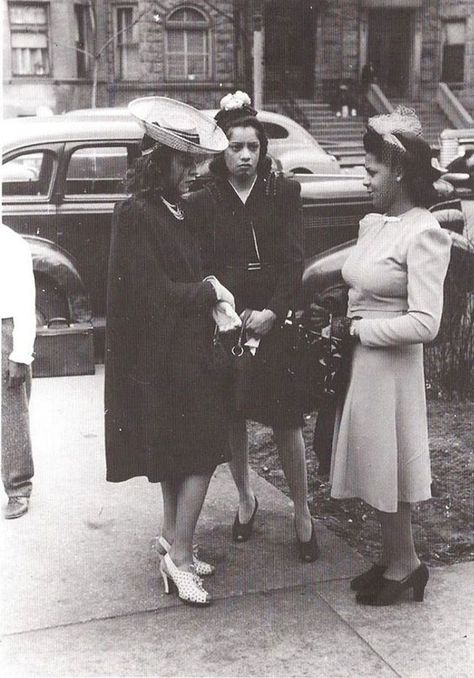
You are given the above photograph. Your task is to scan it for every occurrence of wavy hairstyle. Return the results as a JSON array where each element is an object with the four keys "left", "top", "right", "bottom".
[
  {"left": 124, "top": 141, "right": 175, "bottom": 197},
  {"left": 363, "top": 127, "right": 438, "bottom": 208},
  {"left": 209, "top": 116, "right": 271, "bottom": 178}
]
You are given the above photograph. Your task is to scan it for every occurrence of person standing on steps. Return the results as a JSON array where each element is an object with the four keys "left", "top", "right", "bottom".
[
  {"left": 105, "top": 96, "right": 239, "bottom": 607},
  {"left": 186, "top": 91, "right": 319, "bottom": 563}
]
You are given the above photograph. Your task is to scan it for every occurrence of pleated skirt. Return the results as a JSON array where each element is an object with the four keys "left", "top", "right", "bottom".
[{"left": 330, "top": 337, "right": 432, "bottom": 513}]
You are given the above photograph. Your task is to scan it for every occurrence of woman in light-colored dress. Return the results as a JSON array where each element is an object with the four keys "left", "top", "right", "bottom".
[{"left": 330, "top": 107, "right": 451, "bottom": 606}]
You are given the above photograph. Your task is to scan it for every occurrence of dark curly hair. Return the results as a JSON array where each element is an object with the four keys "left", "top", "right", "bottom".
[
  {"left": 363, "top": 127, "right": 438, "bottom": 208},
  {"left": 209, "top": 116, "right": 271, "bottom": 178},
  {"left": 124, "top": 141, "right": 175, "bottom": 197}
]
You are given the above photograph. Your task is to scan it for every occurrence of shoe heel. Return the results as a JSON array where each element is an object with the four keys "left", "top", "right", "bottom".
[
  {"left": 412, "top": 565, "right": 429, "bottom": 602},
  {"left": 161, "top": 568, "right": 171, "bottom": 594}
]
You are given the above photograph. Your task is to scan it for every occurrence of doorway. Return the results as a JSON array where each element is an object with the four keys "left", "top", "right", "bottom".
[
  {"left": 264, "top": 0, "right": 316, "bottom": 100},
  {"left": 368, "top": 9, "right": 413, "bottom": 98}
]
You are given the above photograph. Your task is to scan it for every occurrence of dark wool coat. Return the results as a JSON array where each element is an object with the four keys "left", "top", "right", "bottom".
[
  {"left": 105, "top": 195, "right": 231, "bottom": 482},
  {"left": 185, "top": 172, "right": 305, "bottom": 427}
]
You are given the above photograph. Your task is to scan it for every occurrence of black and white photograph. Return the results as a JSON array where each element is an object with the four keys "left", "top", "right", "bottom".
[{"left": 1, "top": 1, "right": 473, "bottom": 676}]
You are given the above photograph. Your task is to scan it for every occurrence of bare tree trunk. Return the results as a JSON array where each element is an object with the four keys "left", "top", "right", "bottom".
[{"left": 91, "top": 58, "right": 98, "bottom": 108}]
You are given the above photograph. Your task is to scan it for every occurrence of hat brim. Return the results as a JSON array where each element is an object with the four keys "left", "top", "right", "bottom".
[{"left": 128, "top": 96, "right": 228, "bottom": 155}]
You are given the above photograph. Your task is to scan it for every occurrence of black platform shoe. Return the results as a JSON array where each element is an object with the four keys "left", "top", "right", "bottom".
[
  {"left": 350, "top": 563, "right": 387, "bottom": 592},
  {"left": 356, "top": 563, "right": 429, "bottom": 606},
  {"left": 296, "top": 519, "right": 320, "bottom": 563},
  {"left": 232, "top": 496, "right": 258, "bottom": 542}
]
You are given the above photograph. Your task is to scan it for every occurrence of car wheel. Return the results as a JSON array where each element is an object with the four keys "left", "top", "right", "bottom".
[
  {"left": 35, "top": 275, "right": 69, "bottom": 326},
  {"left": 291, "top": 167, "right": 312, "bottom": 174}
]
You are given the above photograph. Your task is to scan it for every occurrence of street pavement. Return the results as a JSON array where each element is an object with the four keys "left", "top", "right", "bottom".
[{"left": 1, "top": 367, "right": 472, "bottom": 677}]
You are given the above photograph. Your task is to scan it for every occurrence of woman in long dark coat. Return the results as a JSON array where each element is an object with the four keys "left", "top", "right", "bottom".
[
  {"left": 185, "top": 92, "right": 319, "bottom": 562},
  {"left": 105, "top": 97, "right": 236, "bottom": 606}
]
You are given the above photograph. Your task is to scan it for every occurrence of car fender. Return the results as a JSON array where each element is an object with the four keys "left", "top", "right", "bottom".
[{"left": 23, "top": 235, "right": 92, "bottom": 323}]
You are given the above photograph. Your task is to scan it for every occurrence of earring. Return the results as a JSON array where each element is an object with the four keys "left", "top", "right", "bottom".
[{"left": 396, "top": 176, "right": 402, "bottom": 182}]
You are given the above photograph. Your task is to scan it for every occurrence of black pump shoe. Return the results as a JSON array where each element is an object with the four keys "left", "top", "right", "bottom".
[
  {"left": 350, "top": 563, "right": 387, "bottom": 592},
  {"left": 356, "top": 563, "right": 429, "bottom": 606},
  {"left": 232, "top": 497, "right": 258, "bottom": 542},
  {"left": 296, "top": 519, "right": 320, "bottom": 563}
]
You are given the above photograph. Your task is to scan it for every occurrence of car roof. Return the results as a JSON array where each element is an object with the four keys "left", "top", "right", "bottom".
[{"left": 3, "top": 114, "right": 143, "bottom": 154}]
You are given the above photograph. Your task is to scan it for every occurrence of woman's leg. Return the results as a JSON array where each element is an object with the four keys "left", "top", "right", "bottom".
[
  {"left": 378, "top": 502, "right": 420, "bottom": 580},
  {"left": 168, "top": 471, "right": 213, "bottom": 571},
  {"left": 228, "top": 420, "right": 256, "bottom": 522},
  {"left": 273, "top": 426, "right": 312, "bottom": 541},
  {"left": 160, "top": 479, "right": 178, "bottom": 546}
]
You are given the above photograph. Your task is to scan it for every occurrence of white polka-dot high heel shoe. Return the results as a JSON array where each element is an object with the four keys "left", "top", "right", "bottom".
[
  {"left": 156, "top": 536, "right": 215, "bottom": 577},
  {"left": 160, "top": 553, "right": 211, "bottom": 607}
]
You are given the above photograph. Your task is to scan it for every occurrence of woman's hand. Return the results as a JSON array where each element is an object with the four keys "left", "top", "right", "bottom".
[
  {"left": 213, "top": 301, "right": 241, "bottom": 333},
  {"left": 244, "top": 309, "right": 277, "bottom": 337},
  {"left": 205, "top": 276, "right": 235, "bottom": 309}
]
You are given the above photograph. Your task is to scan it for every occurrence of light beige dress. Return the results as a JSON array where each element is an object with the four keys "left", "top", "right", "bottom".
[{"left": 330, "top": 208, "right": 451, "bottom": 512}]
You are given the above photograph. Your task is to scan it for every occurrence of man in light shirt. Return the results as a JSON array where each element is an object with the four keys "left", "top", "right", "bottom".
[{"left": 1, "top": 223, "right": 36, "bottom": 519}]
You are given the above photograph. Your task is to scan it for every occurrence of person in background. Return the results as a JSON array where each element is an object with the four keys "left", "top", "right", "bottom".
[
  {"left": 105, "top": 97, "right": 237, "bottom": 607},
  {"left": 329, "top": 107, "right": 451, "bottom": 606},
  {"left": 186, "top": 91, "right": 319, "bottom": 562},
  {"left": 1, "top": 222, "right": 36, "bottom": 519}
]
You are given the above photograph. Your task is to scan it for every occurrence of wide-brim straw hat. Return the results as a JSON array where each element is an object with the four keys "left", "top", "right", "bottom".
[{"left": 128, "top": 96, "right": 228, "bottom": 155}]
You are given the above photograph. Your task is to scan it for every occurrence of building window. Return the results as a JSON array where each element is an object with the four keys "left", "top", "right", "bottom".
[
  {"left": 441, "top": 20, "right": 465, "bottom": 84},
  {"left": 74, "top": 3, "right": 92, "bottom": 78},
  {"left": 9, "top": 3, "right": 50, "bottom": 76},
  {"left": 165, "top": 6, "right": 212, "bottom": 82},
  {"left": 115, "top": 5, "right": 140, "bottom": 80}
]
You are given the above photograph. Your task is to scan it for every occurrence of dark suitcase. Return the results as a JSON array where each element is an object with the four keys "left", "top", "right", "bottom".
[{"left": 33, "top": 317, "right": 95, "bottom": 378}]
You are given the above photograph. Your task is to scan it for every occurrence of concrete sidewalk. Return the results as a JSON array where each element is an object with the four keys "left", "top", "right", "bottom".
[{"left": 1, "top": 368, "right": 472, "bottom": 677}]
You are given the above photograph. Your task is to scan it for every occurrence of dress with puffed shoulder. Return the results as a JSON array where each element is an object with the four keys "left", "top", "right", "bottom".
[{"left": 330, "top": 208, "right": 451, "bottom": 513}]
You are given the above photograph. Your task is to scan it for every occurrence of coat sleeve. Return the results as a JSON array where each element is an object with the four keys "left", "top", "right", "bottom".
[
  {"left": 358, "top": 227, "right": 452, "bottom": 347},
  {"left": 267, "top": 178, "right": 305, "bottom": 319}
]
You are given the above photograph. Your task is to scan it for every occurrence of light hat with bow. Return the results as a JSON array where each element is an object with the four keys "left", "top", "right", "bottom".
[
  {"left": 128, "top": 96, "right": 228, "bottom": 156},
  {"left": 367, "top": 106, "right": 447, "bottom": 179}
]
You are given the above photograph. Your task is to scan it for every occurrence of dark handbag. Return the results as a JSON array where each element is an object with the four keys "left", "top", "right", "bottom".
[{"left": 281, "top": 310, "right": 346, "bottom": 413}]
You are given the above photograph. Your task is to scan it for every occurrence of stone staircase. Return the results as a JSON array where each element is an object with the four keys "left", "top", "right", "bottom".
[{"left": 267, "top": 96, "right": 452, "bottom": 168}]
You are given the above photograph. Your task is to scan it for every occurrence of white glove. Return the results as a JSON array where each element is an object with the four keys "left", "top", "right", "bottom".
[
  {"left": 204, "top": 276, "right": 235, "bottom": 309},
  {"left": 212, "top": 301, "right": 242, "bottom": 333}
]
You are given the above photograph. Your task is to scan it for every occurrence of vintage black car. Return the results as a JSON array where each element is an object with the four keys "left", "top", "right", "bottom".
[{"left": 2, "top": 113, "right": 474, "bottom": 365}]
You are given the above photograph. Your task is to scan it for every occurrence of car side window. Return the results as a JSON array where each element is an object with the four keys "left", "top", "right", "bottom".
[
  {"left": 65, "top": 146, "right": 130, "bottom": 196},
  {"left": 262, "top": 122, "right": 289, "bottom": 139},
  {"left": 2, "top": 151, "right": 55, "bottom": 197}
]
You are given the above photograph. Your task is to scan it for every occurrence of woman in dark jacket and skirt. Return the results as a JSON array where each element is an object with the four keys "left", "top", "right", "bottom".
[
  {"left": 105, "top": 97, "right": 238, "bottom": 606},
  {"left": 185, "top": 92, "right": 319, "bottom": 561}
]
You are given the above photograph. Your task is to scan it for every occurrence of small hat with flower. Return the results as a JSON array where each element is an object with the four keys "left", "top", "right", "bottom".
[
  {"left": 214, "top": 91, "right": 258, "bottom": 131},
  {"left": 367, "top": 106, "right": 446, "bottom": 180}
]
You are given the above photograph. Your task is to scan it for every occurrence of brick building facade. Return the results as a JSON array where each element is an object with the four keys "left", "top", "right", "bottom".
[{"left": 3, "top": 0, "right": 474, "bottom": 117}]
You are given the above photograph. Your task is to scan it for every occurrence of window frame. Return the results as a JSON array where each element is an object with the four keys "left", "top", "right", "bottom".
[
  {"left": 8, "top": 1, "right": 51, "bottom": 77},
  {"left": 114, "top": 3, "right": 140, "bottom": 81},
  {"left": 164, "top": 5, "right": 213, "bottom": 83},
  {"left": 440, "top": 19, "right": 466, "bottom": 85},
  {"left": 74, "top": 3, "right": 92, "bottom": 78},
  {"left": 2, "top": 147, "right": 59, "bottom": 203},
  {"left": 61, "top": 142, "right": 138, "bottom": 202}
]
